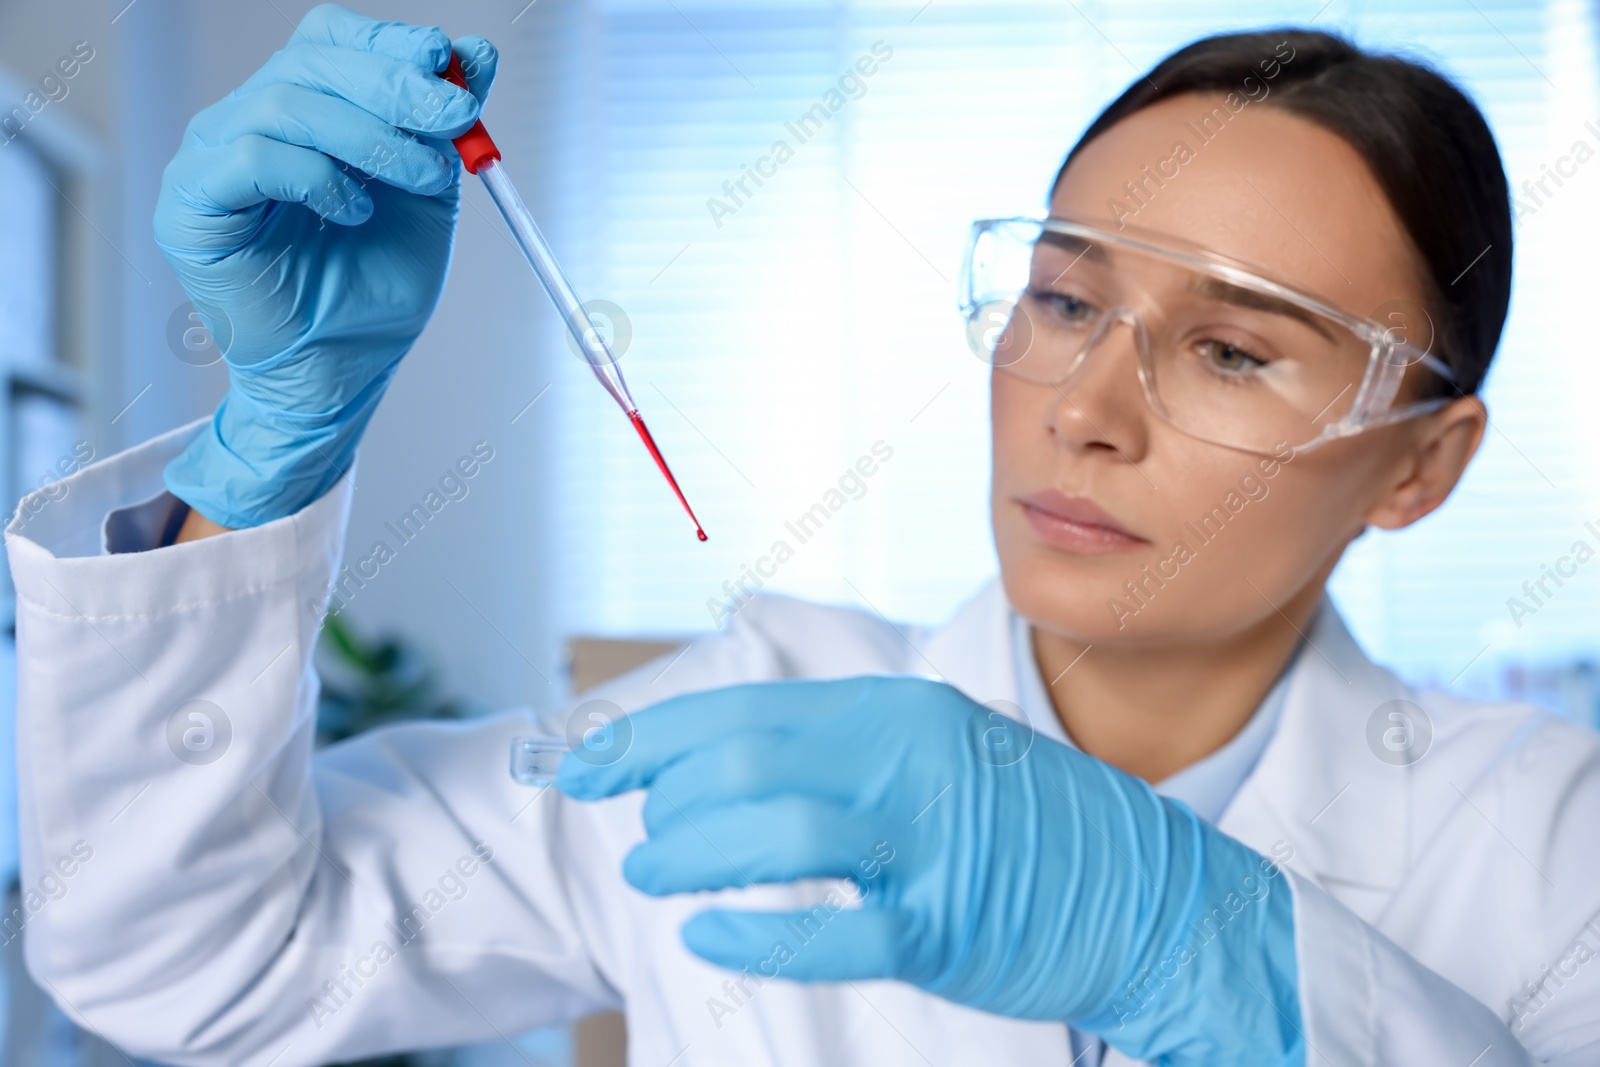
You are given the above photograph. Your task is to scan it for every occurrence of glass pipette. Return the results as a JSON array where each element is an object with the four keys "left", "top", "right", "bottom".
[{"left": 440, "top": 56, "right": 707, "bottom": 541}]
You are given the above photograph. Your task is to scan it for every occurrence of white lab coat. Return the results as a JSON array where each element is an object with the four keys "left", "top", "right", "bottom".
[{"left": 7, "top": 418, "right": 1600, "bottom": 1067}]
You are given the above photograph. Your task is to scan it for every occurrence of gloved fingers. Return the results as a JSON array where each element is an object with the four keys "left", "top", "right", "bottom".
[
  {"left": 189, "top": 85, "right": 452, "bottom": 198},
  {"left": 450, "top": 36, "right": 499, "bottom": 102},
  {"left": 558, "top": 678, "right": 881, "bottom": 801},
  {"left": 642, "top": 725, "right": 875, "bottom": 824},
  {"left": 682, "top": 907, "right": 911, "bottom": 984},
  {"left": 625, "top": 795, "right": 875, "bottom": 896},
  {"left": 236, "top": 44, "right": 481, "bottom": 138},
  {"left": 164, "top": 136, "right": 373, "bottom": 228},
  {"left": 291, "top": 4, "right": 452, "bottom": 70},
  {"left": 288, "top": 7, "right": 499, "bottom": 104}
]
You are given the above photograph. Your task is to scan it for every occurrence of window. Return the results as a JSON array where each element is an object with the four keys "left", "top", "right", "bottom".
[{"left": 520, "top": 1, "right": 1599, "bottom": 723}]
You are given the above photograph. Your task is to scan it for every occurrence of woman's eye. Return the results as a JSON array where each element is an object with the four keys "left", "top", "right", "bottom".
[
  {"left": 1028, "top": 288, "right": 1097, "bottom": 324},
  {"left": 1200, "top": 339, "right": 1267, "bottom": 374}
]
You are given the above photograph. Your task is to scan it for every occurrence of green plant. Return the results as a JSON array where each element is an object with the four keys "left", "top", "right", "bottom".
[{"left": 315, "top": 614, "right": 478, "bottom": 746}]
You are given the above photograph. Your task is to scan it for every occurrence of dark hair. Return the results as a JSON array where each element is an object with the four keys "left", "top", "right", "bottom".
[{"left": 1050, "top": 28, "right": 1512, "bottom": 395}]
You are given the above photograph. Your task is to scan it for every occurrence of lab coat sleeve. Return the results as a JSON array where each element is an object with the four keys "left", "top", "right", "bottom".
[
  {"left": 1286, "top": 702, "right": 1600, "bottom": 1067},
  {"left": 1289, "top": 872, "right": 1541, "bottom": 1065},
  {"left": 4, "top": 420, "right": 620, "bottom": 1066}
]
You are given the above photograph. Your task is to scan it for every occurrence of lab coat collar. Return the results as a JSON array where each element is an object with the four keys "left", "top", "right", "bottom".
[
  {"left": 1220, "top": 597, "right": 1412, "bottom": 894},
  {"left": 918, "top": 579, "right": 1411, "bottom": 895},
  {"left": 917, "top": 578, "right": 1020, "bottom": 707}
]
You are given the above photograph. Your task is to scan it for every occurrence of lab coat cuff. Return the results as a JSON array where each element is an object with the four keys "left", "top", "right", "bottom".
[
  {"left": 6, "top": 416, "right": 356, "bottom": 620},
  {"left": 1284, "top": 868, "right": 1539, "bottom": 1065},
  {"left": 1285, "top": 869, "right": 1374, "bottom": 1064}
]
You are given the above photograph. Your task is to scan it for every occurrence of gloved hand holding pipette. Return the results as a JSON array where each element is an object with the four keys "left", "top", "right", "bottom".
[
  {"left": 155, "top": 3, "right": 704, "bottom": 540},
  {"left": 155, "top": 6, "right": 498, "bottom": 530}
]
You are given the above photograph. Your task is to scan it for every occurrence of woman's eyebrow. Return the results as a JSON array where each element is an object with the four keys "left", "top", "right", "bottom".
[
  {"left": 1037, "top": 231, "right": 1105, "bottom": 262},
  {"left": 1188, "top": 276, "right": 1337, "bottom": 340},
  {"left": 1034, "top": 232, "right": 1103, "bottom": 285}
]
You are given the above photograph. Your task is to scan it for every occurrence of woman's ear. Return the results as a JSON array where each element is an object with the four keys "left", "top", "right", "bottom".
[{"left": 1365, "top": 395, "right": 1487, "bottom": 530}]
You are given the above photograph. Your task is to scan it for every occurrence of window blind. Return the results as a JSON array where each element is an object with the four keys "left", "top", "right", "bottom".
[{"left": 511, "top": 0, "right": 1599, "bottom": 721}]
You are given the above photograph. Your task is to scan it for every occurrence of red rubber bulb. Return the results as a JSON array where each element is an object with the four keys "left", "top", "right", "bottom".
[{"left": 439, "top": 53, "right": 500, "bottom": 175}]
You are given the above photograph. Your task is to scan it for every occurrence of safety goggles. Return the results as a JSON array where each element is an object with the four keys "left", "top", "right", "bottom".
[{"left": 959, "top": 214, "right": 1458, "bottom": 455}]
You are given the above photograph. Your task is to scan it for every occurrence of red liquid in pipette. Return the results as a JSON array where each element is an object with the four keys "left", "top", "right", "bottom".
[
  {"left": 433, "top": 61, "right": 703, "bottom": 544},
  {"left": 629, "top": 411, "right": 708, "bottom": 541}
]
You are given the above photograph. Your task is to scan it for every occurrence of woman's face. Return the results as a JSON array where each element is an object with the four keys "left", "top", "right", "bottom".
[{"left": 992, "top": 91, "right": 1472, "bottom": 647}]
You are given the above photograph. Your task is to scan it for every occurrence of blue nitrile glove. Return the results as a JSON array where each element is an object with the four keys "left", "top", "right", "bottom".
[
  {"left": 558, "top": 677, "right": 1304, "bottom": 1066},
  {"left": 154, "top": 4, "right": 498, "bottom": 528}
]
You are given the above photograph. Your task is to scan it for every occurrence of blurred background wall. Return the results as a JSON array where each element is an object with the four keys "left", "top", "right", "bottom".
[{"left": 0, "top": 0, "right": 1597, "bottom": 1063}]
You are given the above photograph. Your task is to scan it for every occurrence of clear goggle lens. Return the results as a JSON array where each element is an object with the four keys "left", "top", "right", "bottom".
[{"left": 961, "top": 217, "right": 1451, "bottom": 454}]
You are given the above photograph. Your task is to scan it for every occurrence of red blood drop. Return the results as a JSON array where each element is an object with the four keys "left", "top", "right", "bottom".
[{"left": 628, "top": 411, "right": 708, "bottom": 542}]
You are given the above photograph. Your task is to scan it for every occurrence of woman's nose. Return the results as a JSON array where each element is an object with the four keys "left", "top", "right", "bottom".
[{"left": 1043, "top": 314, "right": 1152, "bottom": 462}]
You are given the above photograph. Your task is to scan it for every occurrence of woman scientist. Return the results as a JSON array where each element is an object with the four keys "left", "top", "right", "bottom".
[{"left": 7, "top": 6, "right": 1597, "bottom": 1065}]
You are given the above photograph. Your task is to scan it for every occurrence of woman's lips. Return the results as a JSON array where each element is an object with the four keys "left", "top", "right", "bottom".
[{"left": 1017, "top": 490, "right": 1147, "bottom": 554}]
